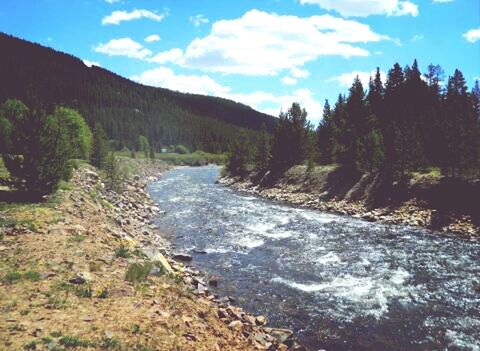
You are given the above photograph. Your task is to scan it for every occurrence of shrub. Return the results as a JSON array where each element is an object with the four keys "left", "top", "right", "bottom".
[
  {"left": 174, "top": 145, "right": 190, "bottom": 154},
  {"left": 125, "top": 262, "right": 153, "bottom": 283}
]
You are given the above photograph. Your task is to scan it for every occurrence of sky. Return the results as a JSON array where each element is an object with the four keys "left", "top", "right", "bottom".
[{"left": 0, "top": 0, "right": 479, "bottom": 124}]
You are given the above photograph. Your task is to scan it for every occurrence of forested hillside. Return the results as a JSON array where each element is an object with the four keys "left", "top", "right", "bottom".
[{"left": 0, "top": 33, "right": 276, "bottom": 152}]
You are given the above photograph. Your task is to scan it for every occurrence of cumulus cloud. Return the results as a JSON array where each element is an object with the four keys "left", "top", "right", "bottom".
[
  {"left": 131, "top": 67, "right": 323, "bottom": 122},
  {"left": 131, "top": 67, "right": 230, "bottom": 96},
  {"left": 463, "top": 28, "right": 480, "bottom": 43},
  {"left": 102, "top": 9, "right": 164, "bottom": 25},
  {"left": 94, "top": 38, "right": 152, "bottom": 59},
  {"left": 282, "top": 76, "right": 298, "bottom": 85},
  {"left": 328, "top": 70, "right": 386, "bottom": 88},
  {"left": 145, "top": 34, "right": 160, "bottom": 43},
  {"left": 299, "top": 0, "right": 419, "bottom": 17},
  {"left": 190, "top": 14, "right": 209, "bottom": 27},
  {"left": 149, "top": 48, "right": 184, "bottom": 64},
  {"left": 83, "top": 59, "right": 100, "bottom": 67},
  {"left": 172, "top": 9, "right": 388, "bottom": 76}
]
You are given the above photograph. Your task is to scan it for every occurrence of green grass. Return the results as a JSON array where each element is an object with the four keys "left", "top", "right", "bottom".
[
  {"left": 115, "top": 245, "right": 131, "bottom": 259},
  {"left": 59, "top": 335, "right": 96, "bottom": 348},
  {"left": 125, "top": 262, "right": 153, "bottom": 283},
  {"left": 0, "top": 158, "right": 9, "bottom": 179},
  {"left": 1, "top": 270, "right": 41, "bottom": 284},
  {"left": 156, "top": 151, "right": 227, "bottom": 165},
  {"left": 116, "top": 150, "right": 227, "bottom": 165}
]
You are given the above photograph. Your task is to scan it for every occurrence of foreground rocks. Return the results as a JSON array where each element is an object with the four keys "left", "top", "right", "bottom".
[
  {"left": 0, "top": 159, "right": 306, "bottom": 351},
  {"left": 218, "top": 176, "right": 479, "bottom": 237}
]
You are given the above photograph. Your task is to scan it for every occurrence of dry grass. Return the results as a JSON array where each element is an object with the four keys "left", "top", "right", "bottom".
[{"left": 0, "top": 173, "right": 254, "bottom": 350}]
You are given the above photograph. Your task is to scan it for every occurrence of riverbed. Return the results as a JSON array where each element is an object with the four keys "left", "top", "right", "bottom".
[{"left": 148, "top": 166, "right": 480, "bottom": 351}]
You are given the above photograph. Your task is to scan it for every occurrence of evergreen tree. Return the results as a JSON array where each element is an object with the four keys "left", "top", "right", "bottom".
[
  {"left": 472, "top": 80, "right": 480, "bottom": 122},
  {"left": 0, "top": 100, "right": 71, "bottom": 196},
  {"left": 443, "top": 70, "right": 480, "bottom": 177},
  {"left": 254, "top": 123, "right": 270, "bottom": 173},
  {"left": 104, "top": 152, "right": 123, "bottom": 192},
  {"left": 270, "top": 103, "right": 309, "bottom": 171},
  {"left": 367, "top": 67, "right": 384, "bottom": 119},
  {"left": 91, "top": 124, "right": 109, "bottom": 169},
  {"left": 226, "top": 133, "right": 251, "bottom": 176},
  {"left": 330, "top": 94, "right": 350, "bottom": 165},
  {"left": 316, "top": 100, "right": 333, "bottom": 164}
]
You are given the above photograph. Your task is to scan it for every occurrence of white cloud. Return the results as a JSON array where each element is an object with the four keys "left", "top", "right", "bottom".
[
  {"left": 102, "top": 9, "right": 164, "bottom": 25},
  {"left": 282, "top": 76, "right": 298, "bottom": 85},
  {"left": 328, "top": 70, "right": 386, "bottom": 88},
  {"left": 463, "top": 28, "right": 480, "bottom": 43},
  {"left": 190, "top": 14, "right": 209, "bottom": 27},
  {"left": 149, "top": 48, "right": 184, "bottom": 64},
  {"left": 105, "top": 0, "right": 120, "bottom": 4},
  {"left": 299, "top": 0, "right": 419, "bottom": 17},
  {"left": 131, "top": 67, "right": 323, "bottom": 122},
  {"left": 83, "top": 59, "right": 100, "bottom": 67},
  {"left": 432, "top": 0, "right": 453, "bottom": 3},
  {"left": 411, "top": 34, "right": 424, "bottom": 42},
  {"left": 95, "top": 38, "right": 152, "bottom": 59},
  {"left": 174, "top": 9, "right": 388, "bottom": 76},
  {"left": 131, "top": 67, "right": 230, "bottom": 96},
  {"left": 290, "top": 67, "right": 310, "bottom": 79},
  {"left": 145, "top": 34, "right": 160, "bottom": 43}
]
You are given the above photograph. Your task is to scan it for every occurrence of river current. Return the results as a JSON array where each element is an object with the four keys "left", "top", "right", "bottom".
[{"left": 148, "top": 166, "right": 480, "bottom": 351}]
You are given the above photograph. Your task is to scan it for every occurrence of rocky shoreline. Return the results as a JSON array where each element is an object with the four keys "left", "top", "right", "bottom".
[
  {"left": 218, "top": 176, "right": 479, "bottom": 237},
  {"left": 110, "top": 162, "right": 308, "bottom": 350},
  {"left": 0, "top": 159, "right": 308, "bottom": 350}
]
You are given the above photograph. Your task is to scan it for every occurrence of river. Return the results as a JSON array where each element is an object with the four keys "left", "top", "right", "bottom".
[{"left": 148, "top": 166, "right": 480, "bottom": 351}]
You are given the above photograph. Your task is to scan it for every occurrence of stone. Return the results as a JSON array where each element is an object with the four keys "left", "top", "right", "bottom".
[
  {"left": 208, "top": 275, "right": 221, "bottom": 287},
  {"left": 173, "top": 253, "right": 193, "bottom": 262},
  {"left": 69, "top": 272, "right": 92, "bottom": 284},
  {"left": 228, "top": 320, "right": 243, "bottom": 331},
  {"left": 255, "top": 315, "right": 267, "bottom": 326},
  {"left": 263, "top": 328, "right": 293, "bottom": 344}
]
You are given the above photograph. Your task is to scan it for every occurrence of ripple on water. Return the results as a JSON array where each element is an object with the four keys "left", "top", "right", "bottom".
[{"left": 149, "top": 166, "right": 480, "bottom": 350}]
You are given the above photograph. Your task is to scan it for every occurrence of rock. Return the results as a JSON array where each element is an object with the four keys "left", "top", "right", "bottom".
[
  {"left": 255, "top": 315, "right": 267, "bottom": 326},
  {"left": 263, "top": 328, "right": 293, "bottom": 344},
  {"left": 208, "top": 275, "right": 221, "bottom": 287},
  {"left": 243, "top": 315, "right": 257, "bottom": 325},
  {"left": 173, "top": 253, "right": 193, "bottom": 262},
  {"left": 228, "top": 320, "right": 243, "bottom": 331},
  {"left": 69, "top": 272, "right": 92, "bottom": 284}
]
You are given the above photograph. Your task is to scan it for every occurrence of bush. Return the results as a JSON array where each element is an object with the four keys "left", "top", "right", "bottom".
[
  {"left": 125, "top": 262, "right": 153, "bottom": 283},
  {"left": 174, "top": 145, "right": 190, "bottom": 154}
]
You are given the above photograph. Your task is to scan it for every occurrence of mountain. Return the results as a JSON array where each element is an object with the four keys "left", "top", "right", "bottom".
[{"left": 0, "top": 32, "right": 276, "bottom": 152}]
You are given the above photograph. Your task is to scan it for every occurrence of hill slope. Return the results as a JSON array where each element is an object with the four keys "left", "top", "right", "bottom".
[{"left": 0, "top": 33, "right": 276, "bottom": 152}]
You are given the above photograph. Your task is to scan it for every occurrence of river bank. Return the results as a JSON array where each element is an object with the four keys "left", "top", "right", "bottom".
[
  {"left": 0, "top": 160, "right": 305, "bottom": 350},
  {"left": 219, "top": 166, "right": 479, "bottom": 237}
]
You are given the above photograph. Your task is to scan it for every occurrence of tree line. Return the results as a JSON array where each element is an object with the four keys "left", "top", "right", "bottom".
[{"left": 228, "top": 60, "right": 480, "bottom": 181}]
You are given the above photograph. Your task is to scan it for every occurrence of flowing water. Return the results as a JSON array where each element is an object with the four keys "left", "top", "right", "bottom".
[{"left": 148, "top": 166, "right": 480, "bottom": 351}]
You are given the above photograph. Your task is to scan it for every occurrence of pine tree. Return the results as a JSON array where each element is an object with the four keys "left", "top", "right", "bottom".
[
  {"left": 104, "top": 152, "right": 123, "bottom": 192},
  {"left": 270, "top": 103, "right": 309, "bottom": 171},
  {"left": 254, "top": 123, "right": 270, "bottom": 173},
  {"left": 443, "top": 70, "right": 480, "bottom": 177},
  {"left": 367, "top": 67, "right": 384, "bottom": 119},
  {"left": 91, "top": 124, "right": 109, "bottom": 169},
  {"left": 316, "top": 100, "right": 333, "bottom": 164},
  {"left": 0, "top": 100, "right": 71, "bottom": 196}
]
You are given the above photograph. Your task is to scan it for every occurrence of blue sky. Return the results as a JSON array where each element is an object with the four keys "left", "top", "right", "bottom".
[{"left": 1, "top": 0, "right": 479, "bottom": 124}]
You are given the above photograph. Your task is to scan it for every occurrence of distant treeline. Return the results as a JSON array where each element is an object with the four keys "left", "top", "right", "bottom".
[
  {"left": 0, "top": 33, "right": 276, "bottom": 153},
  {"left": 228, "top": 60, "right": 480, "bottom": 180}
]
